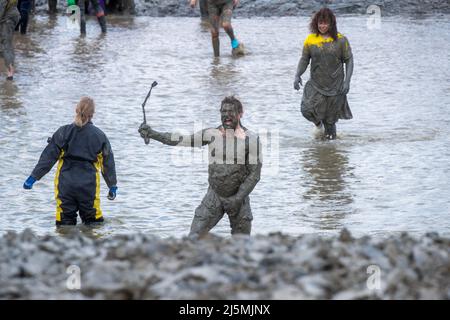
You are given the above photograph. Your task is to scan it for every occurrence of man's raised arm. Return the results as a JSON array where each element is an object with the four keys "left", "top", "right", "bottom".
[{"left": 138, "top": 123, "right": 210, "bottom": 147}]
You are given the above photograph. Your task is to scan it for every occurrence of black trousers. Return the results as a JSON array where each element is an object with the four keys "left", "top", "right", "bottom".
[{"left": 55, "top": 160, "right": 104, "bottom": 226}]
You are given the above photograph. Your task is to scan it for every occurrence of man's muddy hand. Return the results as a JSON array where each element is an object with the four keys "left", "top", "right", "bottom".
[
  {"left": 222, "top": 195, "right": 244, "bottom": 215},
  {"left": 138, "top": 123, "right": 152, "bottom": 139}
]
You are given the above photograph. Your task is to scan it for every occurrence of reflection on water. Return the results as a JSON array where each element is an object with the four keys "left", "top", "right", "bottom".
[
  {"left": 55, "top": 224, "right": 101, "bottom": 239},
  {"left": 0, "top": 82, "right": 22, "bottom": 110},
  {"left": 1, "top": 16, "right": 450, "bottom": 238},
  {"left": 209, "top": 59, "right": 240, "bottom": 89},
  {"left": 301, "top": 143, "right": 353, "bottom": 231},
  {"left": 70, "top": 35, "right": 107, "bottom": 71}
]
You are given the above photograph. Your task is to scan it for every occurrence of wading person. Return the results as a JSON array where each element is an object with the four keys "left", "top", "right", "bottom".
[
  {"left": 139, "top": 96, "right": 262, "bottom": 238},
  {"left": 77, "top": 0, "right": 107, "bottom": 34},
  {"left": 23, "top": 97, "right": 118, "bottom": 226},
  {"left": 294, "top": 7, "right": 353, "bottom": 140},
  {"left": 0, "top": 0, "right": 20, "bottom": 80},
  {"left": 200, "top": 0, "right": 208, "bottom": 21},
  {"left": 190, "top": 0, "right": 244, "bottom": 57},
  {"left": 48, "top": 0, "right": 57, "bottom": 14},
  {"left": 15, "top": 0, "right": 31, "bottom": 34}
]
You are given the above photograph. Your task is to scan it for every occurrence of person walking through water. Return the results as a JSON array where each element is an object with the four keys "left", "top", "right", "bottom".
[
  {"left": 23, "top": 97, "right": 118, "bottom": 226},
  {"left": 190, "top": 0, "right": 244, "bottom": 57},
  {"left": 15, "top": 0, "right": 31, "bottom": 34},
  {"left": 199, "top": 0, "right": 208, "bottom": 21},
  {"left": 0, "top": 0, "right": 20, "bottom": 80},
  {"left": 76, "top": 0, "right": 107, "bottom": 34},
  {"left": 294, "top": 7, "right": 353, "bottom": 140},
  {"left": 138, "top": 96, "right": 262, "bottom": 238}
]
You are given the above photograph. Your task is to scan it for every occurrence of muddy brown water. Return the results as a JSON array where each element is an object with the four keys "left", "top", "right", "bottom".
[{"left": 1, "top": 15, "right": 449, "bottom": 238}]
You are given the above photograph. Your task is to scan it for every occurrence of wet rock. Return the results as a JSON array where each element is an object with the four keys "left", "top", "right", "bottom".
[
  {"left": 339, "top": 228, "right": 353, "bottom": 242},
  {"left": 297, "top": 274, "right": 329, "bottom": 298},
  {"left": 271, "top": 285, "right": 308, "bottom": 299},
  {"left": 332, "top": 289, "right": 373, "bottom": 300},
  {"left": 0, "top": 229, "right": 448, "bottom": 299}
]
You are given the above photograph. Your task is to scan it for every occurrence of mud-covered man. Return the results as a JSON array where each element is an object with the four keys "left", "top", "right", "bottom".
[
  {"left": 190, "top": 0, "right": 243, "bottom": 57},
  {"left": 139, "top": 96, "right": 262, "bottom": 238},
  {"left": 0, "top": 0, "right": 20, "bottom": 80}
]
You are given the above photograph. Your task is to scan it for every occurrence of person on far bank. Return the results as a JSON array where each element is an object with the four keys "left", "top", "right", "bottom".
[
  {"left": 190, "top": 0, "right": 244, "bottom": 57},
  {"left": 294, "top": 7, "right": 354, "bottom": 140},
  {"left": 23, "top": 97, "right": 117, "bottom": 226}
]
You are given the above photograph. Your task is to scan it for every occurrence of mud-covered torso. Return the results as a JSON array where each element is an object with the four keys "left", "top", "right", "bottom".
[
  {"left": 303, "top": 33, "right": 352, "bottom": 96},
  {"left": 205, "top": 127, "right": 258, "bottom": 197}
]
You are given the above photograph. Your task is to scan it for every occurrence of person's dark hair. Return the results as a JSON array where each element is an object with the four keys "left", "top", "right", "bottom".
[
  {"left": 221, "top": 96, "right": 243, "bottom": 114},
  {"left": 310, "top": 7, "right": 338, "bottom": 41}
]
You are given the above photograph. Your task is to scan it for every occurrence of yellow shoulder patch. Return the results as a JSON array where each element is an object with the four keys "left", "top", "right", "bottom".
[{"left": 304, "top": 33, "right": 344, "bottom": 48}]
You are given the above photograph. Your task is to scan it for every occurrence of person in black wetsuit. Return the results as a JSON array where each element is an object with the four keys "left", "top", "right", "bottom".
[{"left": 23, "top": 96, "right": 117, "bottom": 226}]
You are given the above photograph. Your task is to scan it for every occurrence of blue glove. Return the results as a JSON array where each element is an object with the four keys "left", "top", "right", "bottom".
[
  {"left": 107, "top": 186, "right": 117, "bottom": 200},
  {"left": 23, "top": 176, "right": 36, "bottom": 190}
]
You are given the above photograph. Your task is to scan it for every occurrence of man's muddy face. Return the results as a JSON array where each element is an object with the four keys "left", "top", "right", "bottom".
[
  {"left": 221, "top": 103, "right": 241, "bottom": 130},
  {"left": 318, "top": 20, "right": 330, "bottom": 35}
]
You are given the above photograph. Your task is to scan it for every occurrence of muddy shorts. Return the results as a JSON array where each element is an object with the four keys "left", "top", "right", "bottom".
[
  {"left": 207, "top": 0, "right": 234, "bottom": 23},
  {"left": 189, "top": 186, "right": 253, "bottom": 237},
  {"left": 301, "top": 81, "right": 353, "bottom": 125}
]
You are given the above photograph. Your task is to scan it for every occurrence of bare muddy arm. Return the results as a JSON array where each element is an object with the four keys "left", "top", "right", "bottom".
[
  {"left": 139, "top": 124, "right": 210, "bottom": 147},
  {"left": 294, "top": 43, "right": 311, "bottom": 90},
  {"left": 341, "top": 36, "right": 354, "bottom": 94}
]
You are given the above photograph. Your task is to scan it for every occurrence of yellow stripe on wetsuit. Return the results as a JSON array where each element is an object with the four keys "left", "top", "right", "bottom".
[
  {"left": 54, "top": 151, "right": 65, "bottom": 222},
  {"left": 93, "top": 153, "right": 104, "bottom": 220}
]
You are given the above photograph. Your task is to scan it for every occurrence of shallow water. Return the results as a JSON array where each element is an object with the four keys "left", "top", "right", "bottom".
[{"left": 1, "top": 15, "right": 449, "bottom": 238}]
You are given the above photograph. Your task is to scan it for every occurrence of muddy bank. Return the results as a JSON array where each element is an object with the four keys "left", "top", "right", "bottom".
[
  {"left": 33, "top": 0, "right": 450, "bottom": 16},
  {"left": 0, "top": 229, "right": 448, "bottom": 299}
]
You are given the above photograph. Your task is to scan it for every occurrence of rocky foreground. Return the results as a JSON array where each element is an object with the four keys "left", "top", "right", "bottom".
[
  {"left": 0, "top": 229, "right": 449, "bottom": 299},
  {"left": 34, "top": 0, "right": 450, "bottom": 16}
]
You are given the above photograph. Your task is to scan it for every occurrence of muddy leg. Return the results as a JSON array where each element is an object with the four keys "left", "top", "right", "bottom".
[
  {"left": 209, "top": 15, "right": 220, "bottom": 57},
  {"left": 189, "top": 188, "right": 224, "bottom": 238}
]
